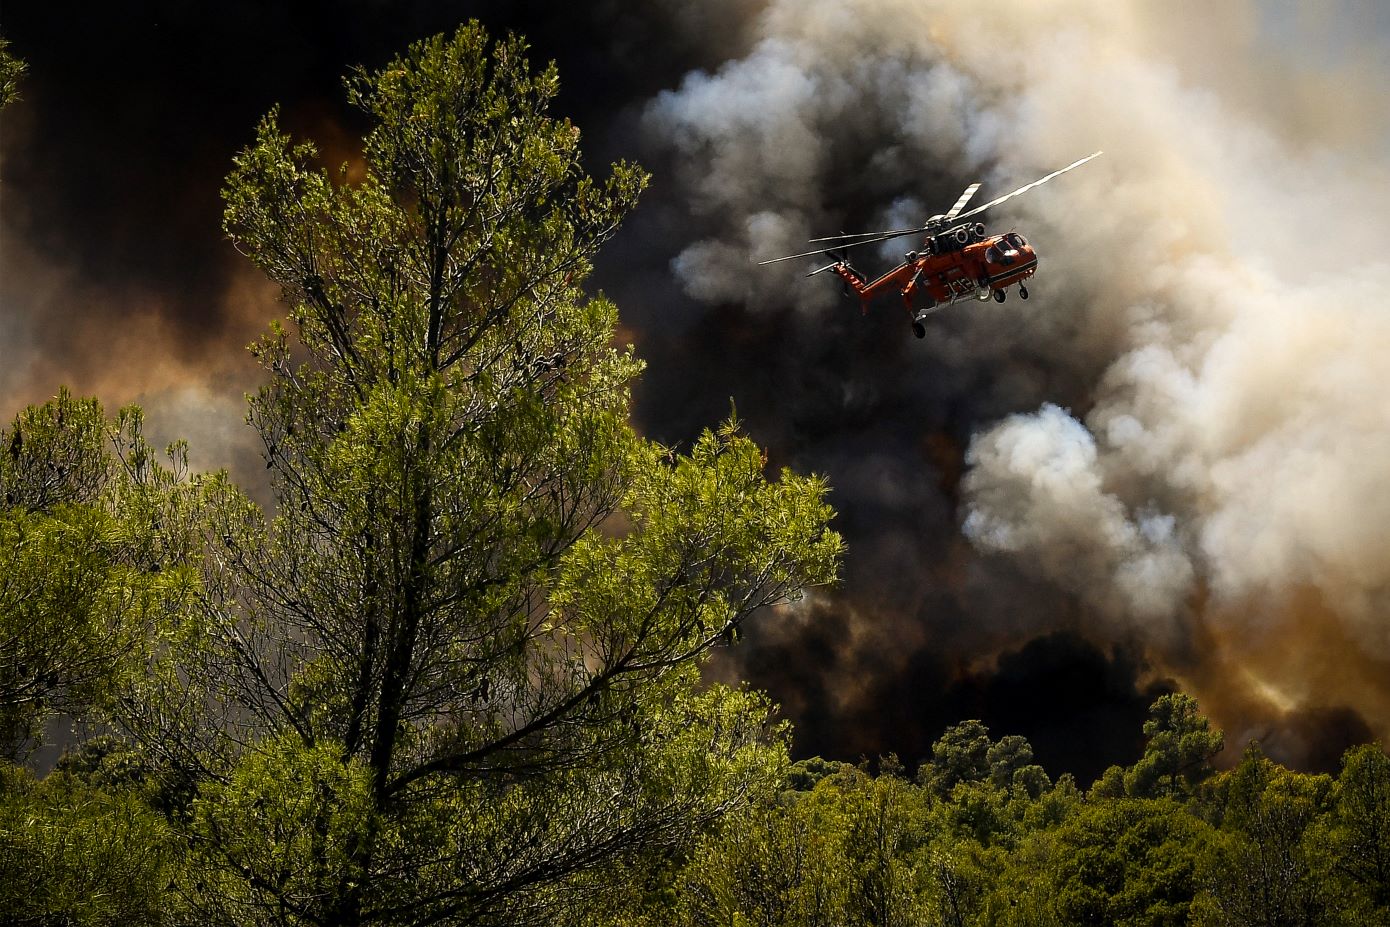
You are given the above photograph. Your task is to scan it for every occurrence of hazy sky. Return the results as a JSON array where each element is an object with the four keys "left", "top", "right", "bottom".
[{"left": 3, "top": 1, "right": 1388, "bottom": 777}]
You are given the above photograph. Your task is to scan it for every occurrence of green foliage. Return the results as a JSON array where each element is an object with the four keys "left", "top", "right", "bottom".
[
  {"left": 0, "top": 395, "right": 202, "bottom": 922},
  {"left": 1, "top": 390, "right": 112, "bottom": 510},
  {"left": 987, "top": 735, "right": 1037, "bottom": 791},
  {"left": 1196, "top": 745, "right": 1338, "bottom": 927},
  {"left": 0, "top": 34, "right": 23, "bottom": 109},
  {"left": 924, "top": 833, "right": 1005, "bottom": 927},
  {"left": 677, "top": 766, "right": 931, "bottom": 927},
  {"left": 1326, "top": 744, "right": 1390, "bottom": 915},
  {"left": 0, "top": 393, "right": 198, "bottom": 759},
  {"left": 1048, "top": 798, "right": 1212, "bottom": 927},
  {"left": 839, "top": 770, "right": 932, "bottom": 927},
  {"left": 640, "top": 704, "right": 1390, "bottom": 927},
  {"left": 0, "top": 762, "right": 177, "bottom": 926},
  {"left": 786, "top": 755, "right": 853, "bottom": 791},
  {"left": 1019, "top": 772, "right": 1080, "bottom": 832},
  {"left": 188, "top": 736, "right": 378, "bottom": 925},
  {"left": 939, "top": 780, "right": 1017, "bottom": 849},
  {"left": 0, "top": 505, "right": 127, "bottom": 754},
  {"left": 680, "top": 793, "right": 848, "bottom": 927},
  {"left": 51, "top": 735, "right": 193, "bottom": 814},
  {"left": 667, "top": 731, "right": 1086, "bottom": 927},
  {"left": 921, "top": 721, "right": 1053, "bottom": 806},
  {"left": 922, "top": 720, "right": 993, "bottom": 797},
  {"left": 1091, "top": 762, "right": 1127, "bottom": 799},
  {"left": 1124, "top": 694, "right": 1224, "bottom": 799}
]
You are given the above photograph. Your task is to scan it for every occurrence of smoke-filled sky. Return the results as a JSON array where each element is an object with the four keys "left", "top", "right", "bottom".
[{"left": 4, "top": 0, "right": 1389, "bottom": 779}]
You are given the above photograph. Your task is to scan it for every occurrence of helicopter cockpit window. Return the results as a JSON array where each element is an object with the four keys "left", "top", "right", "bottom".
[
  {"left": 986, "top": 246, "right": 1001, "bottom": 264},
  {"left": 1007, "top": 233, "right": 1027, "bottom": 249}
]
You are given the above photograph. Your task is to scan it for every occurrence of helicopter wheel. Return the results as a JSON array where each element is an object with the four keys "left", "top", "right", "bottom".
[
  {"left": 911, "top": 321, "right": 926, "bottom": 339},
  {"left": 992, "top": 288, "right": 1006, "bottom": 303},
  {"left": 1019, "top": 284, "right": 1030, "bottom": 300}
]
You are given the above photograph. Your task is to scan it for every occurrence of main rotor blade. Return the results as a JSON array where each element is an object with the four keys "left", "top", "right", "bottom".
[
  {"left": 809, "top": 225, "right": 923, "bottom": 244},
  {"left": 811, "top": 181, "right": 980, "bottom": 242},
  {"left": 756, "top": 229, "right": 921, "bottom": 265},
  {"left": 952, "top": 151, "right": 1103, "bottom": 223},
  {"left": 943, "top": 182, "right": 982, "bottom": 220},
  {"left": 756, "top": 246, "right": 844, "bottom": 266}
]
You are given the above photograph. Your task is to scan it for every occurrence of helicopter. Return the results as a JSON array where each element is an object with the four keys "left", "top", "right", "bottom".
[{"left": 758, "top": 151, "right": 1102, "bottom": 338}]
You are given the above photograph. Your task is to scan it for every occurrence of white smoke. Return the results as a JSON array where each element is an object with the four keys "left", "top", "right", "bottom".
[
  {"left": 961, "top": 403, "right": 1194, "bottom": 644},
  {"left": 644, "top": 0, "right": 1390, "bottom": 718}
]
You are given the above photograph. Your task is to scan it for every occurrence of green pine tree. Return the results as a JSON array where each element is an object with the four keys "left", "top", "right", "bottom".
[{"left": 115, "top": 23, "right": 840, "bottom": 927}]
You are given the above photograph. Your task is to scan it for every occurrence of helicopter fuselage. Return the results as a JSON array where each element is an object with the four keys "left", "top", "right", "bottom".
[{"left": 832, "top": 226, "right": 1037, "bottom": 317}]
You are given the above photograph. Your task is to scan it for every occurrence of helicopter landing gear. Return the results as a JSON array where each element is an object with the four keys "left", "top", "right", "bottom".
[
  {"left": 1019, "top": 284, "right": 1029, "bottom": 300},
  {"left": 907, "top": 291, "right": 935, "bottom": 339},
  {"left": 992, "top": 288, "right": 1006, "bottom": 303}
]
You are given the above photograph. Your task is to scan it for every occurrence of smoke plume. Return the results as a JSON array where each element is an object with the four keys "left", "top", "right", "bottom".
[{"left": 639, "top": 0, "right": 1390, "bottom": 770}]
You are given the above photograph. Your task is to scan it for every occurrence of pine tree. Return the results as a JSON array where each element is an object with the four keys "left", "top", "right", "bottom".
[{"left": 119, "top": 23, "right": 841, "bottom": 926}]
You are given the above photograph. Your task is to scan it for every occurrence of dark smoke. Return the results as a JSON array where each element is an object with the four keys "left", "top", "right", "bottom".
[
  {"left": 736, "top": 606, "right": 1173, "bottom": 785},
  {"left": 1257, "top": 706, "right": 1375, "bottom": 776}
]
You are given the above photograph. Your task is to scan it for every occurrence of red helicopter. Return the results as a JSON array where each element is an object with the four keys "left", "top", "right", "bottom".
[{"left": 759, "top": 152, "right": 1102, "bottom": 338}]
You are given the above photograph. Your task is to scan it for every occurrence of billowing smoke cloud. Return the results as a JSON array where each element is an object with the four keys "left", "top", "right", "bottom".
[
  {"left": 640, "top": 0, "right": 1390, "bottom": 769},
  {"left": 0, "top": 189, "right": 273, "bottom": 484},
  {"left": 962, "top": 404, "right": 1195, "bottom": 640}
]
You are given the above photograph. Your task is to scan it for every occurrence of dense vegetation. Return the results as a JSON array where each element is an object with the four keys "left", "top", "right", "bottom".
[
  {"left": 2, "top": 23, "right": 1388, "bottom": 927},
  {"left": 0, "top": 34, "right": 24, "bottom": 109},
  {"left": 603, "top": 700, "right": 1390, "bottom": 927}
]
